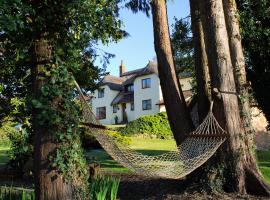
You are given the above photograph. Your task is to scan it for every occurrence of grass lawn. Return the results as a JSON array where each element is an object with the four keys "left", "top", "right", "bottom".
[
  {"left": 0, "top": 137, "right": 269, "bottom": 184},
  {"left": 0, "top": 146, "right": 10, "bottom": 168},
  {"left": 87, "top": 137, "right": 270, "bottom": 184},
  {"left": 257, "top": 151, "right": 270, "bottom": 184},
  {"left": 85, "top": 137, "right": 177, "bottom": 173}
]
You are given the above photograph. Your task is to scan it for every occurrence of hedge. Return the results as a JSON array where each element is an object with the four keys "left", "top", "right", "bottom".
[{"left": 119, "top": 112, "right": 172, "bottom": 139}]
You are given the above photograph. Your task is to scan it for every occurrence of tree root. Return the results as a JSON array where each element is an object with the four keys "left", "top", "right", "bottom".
[{"left": 245, "top": 168, "right": 270, "bottom": 196}]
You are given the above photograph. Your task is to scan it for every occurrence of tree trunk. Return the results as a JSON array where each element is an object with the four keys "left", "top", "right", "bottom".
[
  {"left": 33, "top": 39, "right": 73, "bottom": 200},
  {"left": 222, "top": 0, "right": 270, "bottom": 195},
  {"left": 222, "top": 0, "right": 253, "bottom": 139},
  {"left": 199, "top": 0, "right": 270, "bottom": 195},
  {"left": 189, "top": 0, "right": 211, "bottom": 122},
  {"left": 150, "top": 0, "right": 194, "bottom": 144}
]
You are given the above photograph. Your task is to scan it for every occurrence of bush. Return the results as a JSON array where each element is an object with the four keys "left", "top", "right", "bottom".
[
  {"left": 83, "top": 129, "right": 131, "bottom": 149},
  {"left": 119, "top": 112, "right": 173, "bottom": 139},
  {"left": 106, "top": 130, "right": 131, "bottom": 145},
  {"left": 8, "top": 128, "right": 33, "bottom": 171}
]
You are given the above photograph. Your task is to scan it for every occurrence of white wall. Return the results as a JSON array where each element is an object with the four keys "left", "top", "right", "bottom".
[
  {"left": 91, "top": 85, "right": 120, "bottom": 124},
  {"left": 180, "top": 77, "right": 193, "bottom": 91},
  {"left": 92, "top": 75, "right": 193, "bottom": 125},
  {"left": 133, "top": 74, "right": 161, "bottom": 119},
  {"left": 125, "top": 102, "right": 135, "bottom": 122}
]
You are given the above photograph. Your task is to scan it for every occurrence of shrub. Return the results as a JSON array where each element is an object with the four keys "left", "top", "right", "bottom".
[
  {"left": 8, "top": 128, "right": 33, "bottom": 171},
  {"left": 119, "top": 112, "right": 173, "bottom": 139},
  {"left": 106, "top": 130, "right": 131, "bottom": 145},
  {"left": 83, "top": 129, "right": 131, "bottom": 149}
]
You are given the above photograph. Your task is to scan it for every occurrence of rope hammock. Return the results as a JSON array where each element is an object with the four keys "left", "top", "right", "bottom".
[{"left": 74, "top": 81, "right": 228, "bottom": 179}]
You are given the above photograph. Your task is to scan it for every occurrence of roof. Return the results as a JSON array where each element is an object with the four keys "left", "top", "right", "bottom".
[
  {"left": 100, "top": 75, "right": 125, "bottom": 91},
  {"left": 99, "top": 61, "right": 192, "bottom": 94},
  {"left": 100, "top": 61, "right": 159, "bottom": 89},
  {"left": 121, "top": 61, "right": 158, "bottom": 78},
  {"left": 111, "top": 92, "right": 134, "bottom": 105}
]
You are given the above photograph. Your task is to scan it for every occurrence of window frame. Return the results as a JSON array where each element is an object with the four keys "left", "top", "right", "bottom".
[
  {"left": 126, "top": 84, "right": 134, "bottom": 92},
  {"left": 98, "top": 88, "right": 105, "bottom": 98},
  {"left": 113, "top": 105, "right": 118, "bottom": 113},
  {"left": 141, "top": 78, "right": 151, "bottom": 89},
  {"left": 96, "top": 106, "right": 106, "bottom": 119},
  {"left": 142, "top": 99, "right": 152, "bottom": 110}
]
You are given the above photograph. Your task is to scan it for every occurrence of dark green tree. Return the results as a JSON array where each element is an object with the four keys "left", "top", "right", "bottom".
[
  {"left": 0, "top": 0, "right": 124, "bottom": 199},
  {"left": 236, "top": 0, "right": 270, "bottom": 127},
  {"left": 171, "top": 17, "right": 194, "bottom": 76}
]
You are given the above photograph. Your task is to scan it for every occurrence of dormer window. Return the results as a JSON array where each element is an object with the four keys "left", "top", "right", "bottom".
[
  {"left": 98, "top": 88, "right": 105, "bottom": 98},
  {"left": 142, "top": 78, "right": 151, "bottom": 89},
  {"left": 125, "top": 84, "right": 134, "bottom": 92}
]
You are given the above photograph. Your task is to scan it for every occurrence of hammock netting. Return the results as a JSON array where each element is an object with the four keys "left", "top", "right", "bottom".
[{"left": 75, "top": 81, "right": 228, "bottom": 179}]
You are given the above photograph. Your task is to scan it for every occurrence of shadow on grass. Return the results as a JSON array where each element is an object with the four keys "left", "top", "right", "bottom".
[{"left": 85, "top": 149, "right": 172, "bottom": 174}]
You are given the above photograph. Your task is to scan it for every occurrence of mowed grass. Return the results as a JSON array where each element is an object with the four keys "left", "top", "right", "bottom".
[
  {"left": 0, "top": 138, "right": 269, "bottom": 184},
  {"left": 87, "top": 137, "right": 270, "bottom": 184},
  {"left": 257, "top": 151, "right": 270, "bottom": 184},
  {"left": 86, "top": 137, "right": 177, "bottom": 173}
]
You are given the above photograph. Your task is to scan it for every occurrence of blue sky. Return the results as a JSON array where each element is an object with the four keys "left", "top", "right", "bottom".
[{"left": 96, "top": 0, "right": 190, "bottom": 76}]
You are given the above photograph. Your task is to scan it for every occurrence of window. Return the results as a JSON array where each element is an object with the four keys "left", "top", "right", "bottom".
[
  {"left": 125, "top": 84, "right": 134, "bottom": 92},
  {"left": 113, "top": 105, "right": 118, "bottom": 113},
  {"left": 142, "top": 99, "right": 151, "bottom": 110},
  {"left": 96, "top": 107, "right": 106, "bottom": 119},
  {"left": 131, "top": 102, "right": 134, "bottom": 111},
  {"left": 142, "top": 78, "right": 151, "bottom": 89},
  {"left": 98, "top": 88, "right": 104, "bottom": 98}
]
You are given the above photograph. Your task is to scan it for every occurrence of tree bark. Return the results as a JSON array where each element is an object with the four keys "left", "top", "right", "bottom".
[
  {"left": 33, "top": 39, "right": 73, "bottom": 200},
  {"left": 198, "top": 0, "right": 270, "bottom": 195},
  {"left": 222, "top": 0, "right": 270, "bottom": 195},
  {"left": 189, "top": 0, "right": 211, "bottom": 122},
  {"left": 150, "top": 0, "right": 194, "bottom": 144}
]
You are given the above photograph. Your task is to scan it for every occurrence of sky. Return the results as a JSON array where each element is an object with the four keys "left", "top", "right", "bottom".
[{"left": 96, "top": 0, "right": 190, "bottom": 76}]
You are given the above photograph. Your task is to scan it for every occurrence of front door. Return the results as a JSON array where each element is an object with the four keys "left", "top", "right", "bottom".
[{"left": 122, "top": 103, "right": 128, "bottom": 123}]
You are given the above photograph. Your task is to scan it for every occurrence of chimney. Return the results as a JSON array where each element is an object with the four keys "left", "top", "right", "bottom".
[{"left": 119, "top": 60, "right": 126, "bottom": 77}]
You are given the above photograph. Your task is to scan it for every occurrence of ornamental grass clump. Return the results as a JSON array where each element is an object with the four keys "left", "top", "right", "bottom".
[
  {"left": 0, "top": 186, "right": 35, "bottom": 200},
  {"left": 89, "top": 175, "right": 120, "bottom": 200}
]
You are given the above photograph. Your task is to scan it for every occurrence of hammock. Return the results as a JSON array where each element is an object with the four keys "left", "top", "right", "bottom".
[{"left": 74, "top": 81, "right": 228, "bottom": 179}]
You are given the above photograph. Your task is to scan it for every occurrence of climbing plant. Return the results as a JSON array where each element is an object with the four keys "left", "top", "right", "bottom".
[{"left": 0, "top": 0, "right": 125, "bottom": 198}]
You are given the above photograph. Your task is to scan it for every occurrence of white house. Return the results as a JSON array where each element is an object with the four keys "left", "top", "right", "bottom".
[{"left": 91, "top": 61, "right": 193, "bottom": 125}]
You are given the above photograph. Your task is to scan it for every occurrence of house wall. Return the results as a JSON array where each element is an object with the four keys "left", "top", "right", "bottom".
[
  {"left": 180, "top": 77, "right": 193, "bottom": 91},
  {"left": 125, "top": 102, "right": 135, "bottom": 122},
  {"left": 91, "top": 75, "right": 193, "bottom": 125},
  {"left": 91, "top": 85, "right": 120, "bottom": 124},
  {"left": 133, "top": 74, "right": 161, "bottom": 119}
]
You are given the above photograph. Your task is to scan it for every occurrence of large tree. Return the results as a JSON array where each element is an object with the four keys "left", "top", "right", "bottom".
[
  {"left": 0, "top": 0, "right": 124, "bottom": 199},
  {"left": 195, "top": 0, "right": 270, "bottom": 195},
  {"left": 126, "top": 0, "right": 270, "bottom": 196},
  {"left": 150, "top": 0, "right": 194, "bottom": 144},
  {"left": 236, "top": 0, "right": 270, "bottom": 127}
]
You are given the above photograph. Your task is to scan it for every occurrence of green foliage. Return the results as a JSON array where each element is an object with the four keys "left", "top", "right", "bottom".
[
  {"left": 119, "top": 112, "right": 173, "bottom": 139},
  {"left": 8, "top": 128, "right": 32, "bottom": 171},
  {"left": 106, "top": 130, "right": 131, "bottom": 145},
  {"left": 0, "top": 0, "right": 125, "bottom": 198},
  {"left": 257, "top": 151, "right": 270, "bottom": 184},
  {"left": 0, "top": 186, "right": 34, "bottom": 200},
  {"left": 89, "top": 175, "right": 120, "bottom": 200},
  {"left": 171, "top": 17, "right": 195, "bottom": 77},
  {"left": 236, "top": 0, "right": 270, "bottom": 127}
]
